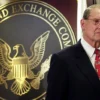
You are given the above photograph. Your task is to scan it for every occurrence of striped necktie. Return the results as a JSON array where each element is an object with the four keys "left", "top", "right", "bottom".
[{"left": 95, "top": 49, "right": 100, "bottom": 79}]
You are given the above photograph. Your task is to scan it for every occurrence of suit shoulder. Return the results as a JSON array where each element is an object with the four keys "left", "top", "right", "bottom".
[{"left": 56, "top": 41, "right": 81, "bottom": 59}]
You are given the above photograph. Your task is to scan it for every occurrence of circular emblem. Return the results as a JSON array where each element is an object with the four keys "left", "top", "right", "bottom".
[{"left": 0, "top": 0, "right": 76, "bottom": 100}]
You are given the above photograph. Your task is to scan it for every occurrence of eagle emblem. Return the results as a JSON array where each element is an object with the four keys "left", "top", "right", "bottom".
[{"left": 0, "top": 31, "right": 52, "bottom": 96}]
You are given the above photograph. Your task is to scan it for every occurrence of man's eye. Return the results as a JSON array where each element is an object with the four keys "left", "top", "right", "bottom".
[{"left": 95, "top": 20, "right": 99, "bottom": 23}]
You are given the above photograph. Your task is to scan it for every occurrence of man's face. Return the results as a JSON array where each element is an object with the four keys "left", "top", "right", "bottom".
[{"left": 81, "top": 8, "right": 100, "bottom": 46}]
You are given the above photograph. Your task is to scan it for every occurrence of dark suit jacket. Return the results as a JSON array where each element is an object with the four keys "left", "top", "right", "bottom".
[{"left": 46, "top": 41, "right": 100, "bottom": 100}]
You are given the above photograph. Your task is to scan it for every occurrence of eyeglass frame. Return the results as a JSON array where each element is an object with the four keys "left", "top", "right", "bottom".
[{"left": 85, "top": 18, "right": 100, "bottom": 26}]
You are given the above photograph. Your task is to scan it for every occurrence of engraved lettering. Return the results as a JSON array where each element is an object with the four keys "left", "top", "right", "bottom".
[
  {"left": 59, "top": 27, "right": 71, "bottom": 47},
  {"left": 18, "top": 4, "right": 24, "bottom": 11},
  {"left": 53, "top": 18, "right": 61, "bottom": 27},
  {"left": 30, "top": 4, "right": 37, "bottom": 13},
  {"left": 42, "top": 9, "right": 51, "bottom": 18},
  {"left": 36, "top": 7, "right": 42, "bottom": 15},
  {"left": 12, "top": 5, "right": 19, "bottom": 13},
  {"left": 2, "top": 9, "right": 9, "bottom": 17},
  {"left": 24, "top": 4, "right": 30, "bottom": 12},
  {"left": 48, "top": 13, "right": 56, "bottom": 22},
  {"left": 0, "top": 14, "right": 2, "bottom": 19}
]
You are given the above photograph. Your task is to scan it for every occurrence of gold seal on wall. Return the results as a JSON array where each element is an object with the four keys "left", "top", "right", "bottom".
[{"left": 0, "top": 0, "right": 76, "bottom": 100}]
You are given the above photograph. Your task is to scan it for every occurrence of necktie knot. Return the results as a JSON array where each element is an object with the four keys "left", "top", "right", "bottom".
[{"left": 95, "top": 49, "right": 100, "bottom": 56}]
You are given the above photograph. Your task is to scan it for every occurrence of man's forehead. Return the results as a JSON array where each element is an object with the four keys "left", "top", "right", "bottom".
[{"left": 89, "top": 8, "right": 100, "bottom": 18}]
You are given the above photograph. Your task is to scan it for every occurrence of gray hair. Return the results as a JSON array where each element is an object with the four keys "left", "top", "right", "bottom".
[{"left": 83, "top": 4, "right": 100, "bottom": 19}]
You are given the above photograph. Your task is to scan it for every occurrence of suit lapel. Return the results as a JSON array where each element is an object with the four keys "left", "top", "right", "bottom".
[{"left": 74, "top": 41, "right": 100, "bottom": 89}]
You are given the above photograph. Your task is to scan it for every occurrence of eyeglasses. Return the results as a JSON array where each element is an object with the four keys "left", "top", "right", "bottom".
[{"left": 86, "top": 19, "right": 100, "bottom": 25}]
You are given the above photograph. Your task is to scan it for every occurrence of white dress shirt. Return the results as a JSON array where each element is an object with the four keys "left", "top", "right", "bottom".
[{"left": 81, "top": 37, "right": 96, "bottom": 68}]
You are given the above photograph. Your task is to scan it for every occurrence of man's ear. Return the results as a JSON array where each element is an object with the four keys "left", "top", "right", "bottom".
[{"left": 80, "top": 19, "right": 85, "bottom": 30}]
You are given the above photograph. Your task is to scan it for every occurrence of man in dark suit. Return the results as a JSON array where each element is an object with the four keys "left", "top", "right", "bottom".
[{"left": 46, "top": 4, "right": 100, "bottom": 100}]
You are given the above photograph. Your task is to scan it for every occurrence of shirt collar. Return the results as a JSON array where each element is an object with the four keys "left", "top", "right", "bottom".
[{"left": 81, "top": 37, "right": 95, "bottom": 58}]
